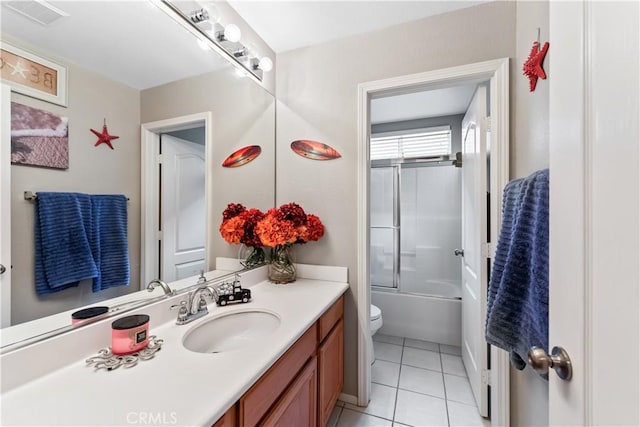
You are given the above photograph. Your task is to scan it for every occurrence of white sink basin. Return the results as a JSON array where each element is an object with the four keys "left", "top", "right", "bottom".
[{"left": 182, "top": 310, "right": 281, "bottom": 354}]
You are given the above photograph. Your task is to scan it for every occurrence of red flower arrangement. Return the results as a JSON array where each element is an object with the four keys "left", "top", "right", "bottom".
[{"left": 219, "top": 202, "right": 324, "bottom": 281}]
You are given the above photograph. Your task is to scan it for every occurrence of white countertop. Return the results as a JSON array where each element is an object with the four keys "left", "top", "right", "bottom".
[{"left": 0, "top": 270, "right": 348, "bottom": 426}]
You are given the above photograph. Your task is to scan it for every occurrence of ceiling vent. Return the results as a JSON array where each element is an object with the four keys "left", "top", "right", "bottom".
[{"left": 4, "top": 1, "right": 68, "bottom": 26}]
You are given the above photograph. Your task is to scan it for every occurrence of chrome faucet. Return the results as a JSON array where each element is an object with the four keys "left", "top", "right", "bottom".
[
  {"left": 146, "top": 279, "right": 174, "bottom": 296},
  {"left": 170, "top": 285, "right": 214, "bottom": 325},
  {"left": 187, "top": 286, "right": 214, "bottom": 315}
]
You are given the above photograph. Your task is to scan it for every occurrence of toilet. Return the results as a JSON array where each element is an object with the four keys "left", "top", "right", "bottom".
[{"left": 370, "top": 304, "right": 383, "bottom": 364}]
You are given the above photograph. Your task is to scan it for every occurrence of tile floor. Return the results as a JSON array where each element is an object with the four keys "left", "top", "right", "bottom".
[{"left": 328, "top": 334, "right": 490, "bottom": 427}]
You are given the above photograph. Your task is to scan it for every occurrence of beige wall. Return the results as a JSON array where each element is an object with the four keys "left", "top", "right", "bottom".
[
  {"left": 11, "top": 56, "right": 141, "bottom": 325},
  {"left": 140, "top": 68, "right": 276, "bottom": 267},
  {"left": 510, "top": 0, "right": 550, "bottom": 425},
  {"left": 275, "top": 1, "right": 517, "bottom": 397}
]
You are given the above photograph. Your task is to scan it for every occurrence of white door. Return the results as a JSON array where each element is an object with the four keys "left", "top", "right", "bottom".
[
  {"left": 549, "top": 1, "right": 639, "bottom": 424},
  {"left": 161, "top": 134, "right": 206, "bottom": 282},
  {"left": 460, "top": 85, "right": 489, "bottom": 417},
  {"left": 0, "top": 84, "right": 11, "bottom": 327}
]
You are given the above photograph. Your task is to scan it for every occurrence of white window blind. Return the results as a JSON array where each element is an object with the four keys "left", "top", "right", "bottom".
[{"left": 370, "top": 126, "right": 451, "bottom": 160}]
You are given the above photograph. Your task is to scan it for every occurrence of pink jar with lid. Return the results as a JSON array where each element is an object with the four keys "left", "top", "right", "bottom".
[{"left": 111, "top": 314, "right": 150, "bottom": 355}]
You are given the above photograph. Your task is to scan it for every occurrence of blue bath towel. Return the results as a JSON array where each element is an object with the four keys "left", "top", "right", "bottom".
[
  {"left": 90, "top": 195, "right": 130, "bottom": 292},
  {"left": 485, "top": 169, "right": 549, "bottom": 373},
  {"left": 35, "top": 192, "right": 98, "bottom": 295}
]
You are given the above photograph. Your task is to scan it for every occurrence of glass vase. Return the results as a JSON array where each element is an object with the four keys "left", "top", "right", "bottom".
[
  {"left": 268, "top": 244, "right": 296, "bottom": 284},
  {"left": 239, "top": 245, "right": 266, "bottom": 269}
]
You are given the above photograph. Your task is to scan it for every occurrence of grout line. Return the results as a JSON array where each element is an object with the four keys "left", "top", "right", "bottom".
[
  {"left": 439, "top": 346, "right": 452, "bottom": 427},
  {"left": 391, "top": 340, "right": 405, "bottom": 424},
  {"left": 333, "top": 406, "right": 343, "bottom": 427},
  {"left": 400, "top": 362, "right": 443, "bottom": 374},
  {"left": 396, "top": 385, "right": 448, "bottom": 402},
  {"left": 341, "top": 407, "right": 395, "bottom": 424}
]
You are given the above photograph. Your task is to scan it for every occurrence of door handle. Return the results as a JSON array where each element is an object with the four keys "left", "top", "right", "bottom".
[
  {"left": 0, "top": 264, "right": 5, "bottom": 275},
  {"left": 454, "top": 249, "right": 464, "bottom": 257},
  {"left": 528, "top": 346, "right": 572, "bottom": 380}
]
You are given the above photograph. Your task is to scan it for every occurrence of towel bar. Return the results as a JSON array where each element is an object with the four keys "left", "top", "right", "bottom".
[{"left": 24, "top": 191, "right": 129, "bottom": 201}]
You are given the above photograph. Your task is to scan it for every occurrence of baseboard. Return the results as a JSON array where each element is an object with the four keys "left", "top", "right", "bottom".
[{"left": 338, "top": 393, "right": 358, "bottom": 406}]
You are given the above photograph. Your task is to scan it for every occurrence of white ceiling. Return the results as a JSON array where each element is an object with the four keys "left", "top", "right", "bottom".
[
  {"left": 1, "top": 1, "right": 489, "bottom": 90},
  {"left": 371, "top": 84, "right": 478, "bottom": 124},
  {"left": 1, "top": 1, "right": 229, "bottom": 90},
  {"left": 228, "top": 1, "right": 490, "bottom": 53}
]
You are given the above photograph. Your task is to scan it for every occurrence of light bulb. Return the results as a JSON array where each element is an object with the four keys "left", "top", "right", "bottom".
[
  {"left": 244, "top": 42, "right": 259, "bottom": 58},
  {"left": 224, "top": 24, "right": 241, "bottom": 43},
  {"left": 258, "top": 57, "right": 273, "bottom": 72}
]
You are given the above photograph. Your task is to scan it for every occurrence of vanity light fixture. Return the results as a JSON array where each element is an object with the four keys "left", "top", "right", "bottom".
[
  {"left": 256, "top": 57, "right": 273, "bottom": 72},
  {"left": 156, "top": 0, "right": 270, "bottom": 82},
  {"left": 233, "top": 47, "right": 248, "bottom": 58},
  {"left": 216, "top": 23, "right": 242, "bottom": 43},
  {"left": 189, "top": 7, "right": 208, "bottom": 23},
  {"left": 244, "top": 42, "right": 259, "bottom": 58},
  {"left": 188, "top": 2, "right": 220, "bottom": 24}
]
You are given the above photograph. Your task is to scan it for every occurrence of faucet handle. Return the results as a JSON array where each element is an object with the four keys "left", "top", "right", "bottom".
[
  {"left": 170, "top": 300, "right": 189, "bottom": 324},
  {"left": 197, "top": 270, "right": 207, "bottom": 284},
  {"left": 198, "top": 294, "right": 210, "bottom": 312}
]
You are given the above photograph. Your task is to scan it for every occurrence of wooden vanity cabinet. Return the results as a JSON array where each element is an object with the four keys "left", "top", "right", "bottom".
[
  {"left": 213, "top": 406, "right": 237, "bottom": 427},
  {"left": 218, "top": 295, "right": 344, "bottom": 427},
  {"left": 261, "top": 357, "right": 318, "bottom": 427},
  {"left": 239, "top": 327, "right": 317, "bottom": 426},
  {"left": 317, "top": 318, "right": 344, "bottom": 426}
]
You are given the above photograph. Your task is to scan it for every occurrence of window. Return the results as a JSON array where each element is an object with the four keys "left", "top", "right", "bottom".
[{"left": 370, "top": 125, "right": 451, "bottom": 161}]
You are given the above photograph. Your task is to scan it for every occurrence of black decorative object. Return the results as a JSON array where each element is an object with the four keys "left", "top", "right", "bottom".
[{"left": 212, "top": 276, "right": 251, "bottom": 306}]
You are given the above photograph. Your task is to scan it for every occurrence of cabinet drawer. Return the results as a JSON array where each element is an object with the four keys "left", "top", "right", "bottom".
[
  {"left": 239, "top": 326, "right": 317, "bottom": 426},
  {"left": 318, "top": 296, "right": 344, "bottom": 342}
]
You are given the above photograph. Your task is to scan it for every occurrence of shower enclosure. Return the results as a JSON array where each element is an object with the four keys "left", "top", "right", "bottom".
[{"left": 370, "top": 160, "right": 462, "bottom": 299}]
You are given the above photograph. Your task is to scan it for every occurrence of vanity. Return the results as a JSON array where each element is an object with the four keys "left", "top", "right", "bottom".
[{"left": 0, "top": 264, "right": 348, "bottom": 426}]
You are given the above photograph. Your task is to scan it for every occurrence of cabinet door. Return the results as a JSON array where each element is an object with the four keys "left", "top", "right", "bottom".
[
  {"left": 261, "top": 357, "right": 317, "bottom": 427},
  {"left": 212, "top": 405, "right": 236, "bottom": 427},
  {"left": 318, "top": 319, "right": 344, "bottom": 427}
]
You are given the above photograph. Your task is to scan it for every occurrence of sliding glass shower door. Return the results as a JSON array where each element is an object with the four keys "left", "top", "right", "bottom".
[
  {"left": 370, "top": 162, "right": 462, "bottom": 298},
  {"left": 370, "top": 165, "right": 399, "bottom": 288},
  {"left": 400, "top": 165, "right": 461, "bottom": 297}
]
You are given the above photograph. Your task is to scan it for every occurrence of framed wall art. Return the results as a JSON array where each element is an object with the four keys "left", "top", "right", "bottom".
[
  {"left": 0, "top": 41, "right": 68, "bottom": 107},
  {"left": 11, "top": 101, "right": 69, "bottom": 169}
]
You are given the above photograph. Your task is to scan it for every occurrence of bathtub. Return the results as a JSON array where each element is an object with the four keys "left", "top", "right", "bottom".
[{"left": 372, "top": 284, "right": 461, "bottom": 346}]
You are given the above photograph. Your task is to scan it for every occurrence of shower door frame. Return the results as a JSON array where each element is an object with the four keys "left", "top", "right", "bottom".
[
  {"left": 370, "top": 157, "right": 461, "bottom": 296},
  {"left": 356, "top": 58, "right": 510, "bottom": 425},
  {"left": 369, "top": 162, "right": 401, "bottom": 290}
]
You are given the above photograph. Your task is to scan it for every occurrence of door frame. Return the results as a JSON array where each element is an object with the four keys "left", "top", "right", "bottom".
[
  {"left": 140, "top": 112, "right": 213, "bottom": 288},
  {"left": 356, "top": 58, "right": 510, "bottom": 425},
  {"left": 1, "top": 84, "right": 12, "bottom": 327}
]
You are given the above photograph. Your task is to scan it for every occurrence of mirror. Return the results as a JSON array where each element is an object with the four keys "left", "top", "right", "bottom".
[{"left": 1, "top": 1, "right": 275, "bottom": 334}]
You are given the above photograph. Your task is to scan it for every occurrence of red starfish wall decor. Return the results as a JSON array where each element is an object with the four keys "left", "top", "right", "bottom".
[
  {"left": 91, "top": 120, "right": 119, "bottom": 150},
  {"left": 523, "top": 41, "right": 550, "bottom": 92}
]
